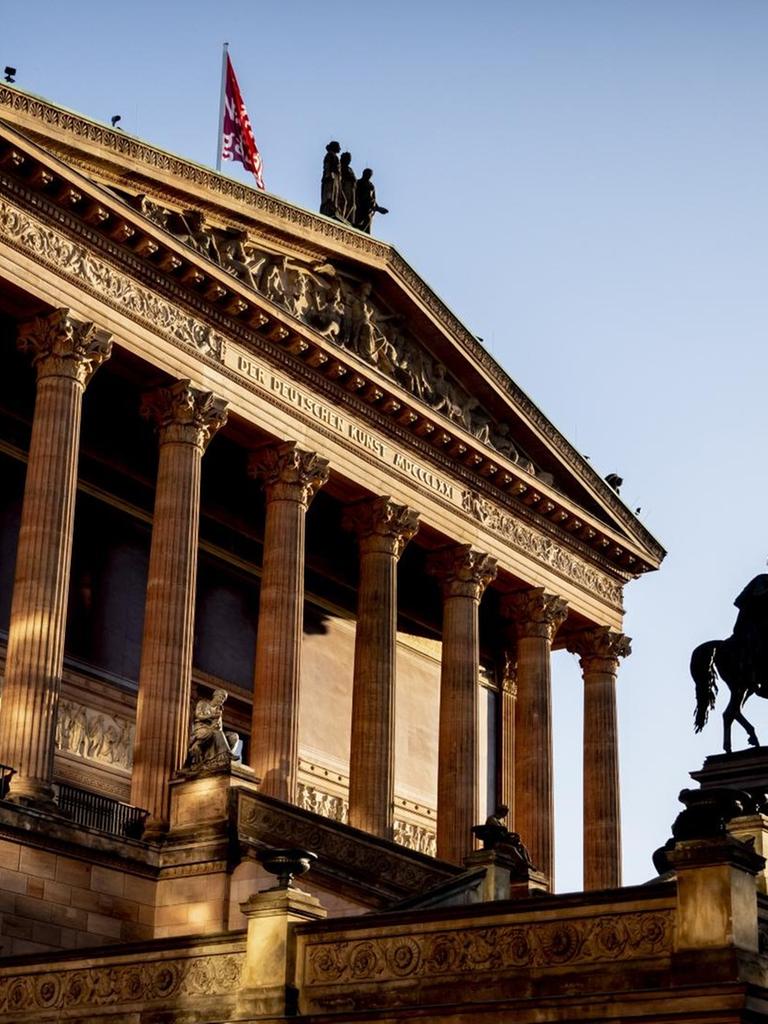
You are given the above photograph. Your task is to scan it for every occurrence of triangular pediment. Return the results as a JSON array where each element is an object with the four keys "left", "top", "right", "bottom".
[{"left": 0, "top": 86, "right": 664, "bottom": 578}]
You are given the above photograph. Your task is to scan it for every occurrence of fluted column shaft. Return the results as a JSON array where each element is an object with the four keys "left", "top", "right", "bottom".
[
  {"left": 249, "top": 442, "right": 329, "bottom": 802},
  {"left": 344, "top": 497, "right": 419, "bottom": 837},
  {"left": 498, "top": 659, "right": 517, "bottom": 820},
  {"left": 429, "top": 546, "right": 497, "bottom": 865},
  {"left": 0, "top": 310, "right": 111, "bottom": 805},
  {"left": 131, "top": 381, "right": 227, "bottom": 831},
  {"left": 569, "top": 627, "right": 631, "bottom": 890},
  {"left": 504, "top": 589, "right": 567, "bottom": 889}
]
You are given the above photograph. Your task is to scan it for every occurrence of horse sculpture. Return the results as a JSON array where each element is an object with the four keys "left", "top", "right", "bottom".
[{"left": 691, "top": 573, "right": 768, "bottom": 753}]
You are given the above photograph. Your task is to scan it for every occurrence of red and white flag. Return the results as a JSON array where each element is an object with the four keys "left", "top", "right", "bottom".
[{"left": 219, "top": 50, "right": 265, "bottom": 190}]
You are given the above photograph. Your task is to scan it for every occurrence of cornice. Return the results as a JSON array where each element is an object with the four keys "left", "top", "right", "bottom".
[{"left": 0, "top": 86, "right": 664, "bottom": 566}]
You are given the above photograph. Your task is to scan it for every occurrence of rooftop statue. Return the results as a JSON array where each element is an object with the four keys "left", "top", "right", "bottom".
[
  {"left": 320, "top": 140, "right": 342, "bottom": 219},
  {"left": 354, "top": 167, "right": 388, "bottom": 234},
  {"left": 692, "top": 571, "right": 768, "bottom": 753},
  {"left": 471, "top": 804, "right": 536, "bottom": 875}
]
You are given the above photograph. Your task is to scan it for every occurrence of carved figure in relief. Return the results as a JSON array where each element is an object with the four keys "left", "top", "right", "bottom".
[
  {"left": 339, "top": 151, "right": 357, "bottom": 223},
  {"left": 217, "top": 228, "right": 257, "bottom": 289},
  {"left": 97, "top": 190, "right": 552, "bottom": 479},
  {"left": 692, "top": 571, "right": 768, "bottom": 753},
  {"left": 354, "top": 168, "right": 388, "bottom": 233},
  {"left": 183, "top": 688, "right": 241, "bottom": 775},
  {"left": 320, "top": 141, "right": 342, "bottom": 218},
  {"left": 177, "top": 210, "right": 221, "bottom": 263}
]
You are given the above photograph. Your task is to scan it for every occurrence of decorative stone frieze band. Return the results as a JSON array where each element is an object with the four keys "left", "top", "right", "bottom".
[{"left": 0, "top": 198, "right": 226, "bottom": 361}]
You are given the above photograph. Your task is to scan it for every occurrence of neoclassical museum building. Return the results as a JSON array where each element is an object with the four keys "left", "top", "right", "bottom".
[{"left": 0, "top": 84, "right": 766, "bottom": 1023}]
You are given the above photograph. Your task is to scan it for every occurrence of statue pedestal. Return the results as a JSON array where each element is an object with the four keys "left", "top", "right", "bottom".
[
  {"left": 463, "top": 849, "right": 548, "bottom": 900},
  {"left": 169, "top": 762, "right": 260, "bottom": 832},
  {"left": 689, "top": 750, "right": 768, "bottom": 894},
  {"left": 691, "top": 747, "right": 768, "bottom": 792}
]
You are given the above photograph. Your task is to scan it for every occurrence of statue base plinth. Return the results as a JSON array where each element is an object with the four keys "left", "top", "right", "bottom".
[
  {"left": 691, "top": 747, "right": 768, "bottom": 792},
  {"left": 169, "top": 762, "right": 260, "bottom": 832},
  {"left": 688, "top": 749, "right": 768, "bottom": 894}
]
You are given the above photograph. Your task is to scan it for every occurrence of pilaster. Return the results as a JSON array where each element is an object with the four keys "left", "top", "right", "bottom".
[
  {"left": 131, "top": 380, "right": 227, "bottom": 833},
  {"left": 249, "top": 441, "right": 329, "bottom": 801},
  {"left": 343, "top": 496, "right": 419, "bottom": 837},
  {"left": 428, "top": 545, "right": 497, "bottom": 865},
  {"left": 0, "top": 309, "right": 111, "bottom": 806}
]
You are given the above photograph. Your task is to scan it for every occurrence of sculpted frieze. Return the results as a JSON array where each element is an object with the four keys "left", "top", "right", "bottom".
[
  {"left": 55, "top": 699, "right": 134, "bottom": 771},
  {"left": 237, "top": 791, "right": 452, "bottom": 898},
  {"left": 462, "top": 489, "right": 624, "bottom": 608},
  {"left": 0, "top": 952, "right": 243, "bottom": 1015},
  {"left": 119, "top": 193, "right": 548, "bottom": 480},
  {"left": 303, "top": 910, "right": 672, "bottom": 995},
  {"left": 0, "top": 198, "right": 225, "bottom": 361}
]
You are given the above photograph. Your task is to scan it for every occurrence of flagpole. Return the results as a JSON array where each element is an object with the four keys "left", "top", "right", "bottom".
[{"left": 216, "top": 42, "right": 229, "bottom": 171}]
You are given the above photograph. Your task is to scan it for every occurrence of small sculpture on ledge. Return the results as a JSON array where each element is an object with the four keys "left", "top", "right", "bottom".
[
  {"left": 472, "top": 804, "right": 536, "bottom": 875},
  {"left": 182, "top": 688, "right": 242, "bottom": 777},
  {"left": 257, "top": 848, "right": 318, "bottom": 890},
  {"left": 691, "top": 569, "right": 768, "bottom": 753}
]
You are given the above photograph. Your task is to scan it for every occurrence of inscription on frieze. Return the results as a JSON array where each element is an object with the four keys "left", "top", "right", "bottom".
[{"left": 230, "top": 350, "right": 455, "bottom": 501}]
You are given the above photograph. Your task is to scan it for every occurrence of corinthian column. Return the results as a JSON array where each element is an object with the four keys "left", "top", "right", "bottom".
[
  {"left": 131, "top": 381, "right": 227, "bottom": 832},
  {"left": 249, "top": 441, "right": 329, "bottom": 802},
  {"left": 428, "top": 545, "right": 497, "bottom": 865},
  {"left": 503, "top": 588, "right": 567, "bottom": 889},
  {"left": 343, "top": 497, "right": 419, "bottom": 838},
  {"left": 568, "top": 627, "right": 631, "bottom": 890},
  {"left": 0, "top": 309, "right": 111, "bottom": 807}
]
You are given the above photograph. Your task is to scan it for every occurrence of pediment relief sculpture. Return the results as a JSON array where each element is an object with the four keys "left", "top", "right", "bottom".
[{"left": 122, "top": 192, "right": 551, "bottom": 484}]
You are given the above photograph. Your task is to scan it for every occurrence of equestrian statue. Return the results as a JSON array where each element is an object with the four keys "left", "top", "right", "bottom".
[{"left": 692, "top": 571, "right": 768, "bottom": 753}]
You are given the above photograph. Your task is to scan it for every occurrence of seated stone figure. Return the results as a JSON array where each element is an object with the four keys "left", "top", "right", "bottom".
[
  {"left": 183, "top": 688, "right": 241, "bottom": 776},
  {"left": 473, "top": 804, "right": 536, "bottom": 874}
]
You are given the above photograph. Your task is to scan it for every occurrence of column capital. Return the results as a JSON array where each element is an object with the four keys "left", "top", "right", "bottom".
[
  {"left": 342, "top": 496, "right": 420, "bottom": 558},
  {"left": 567, "top": 626, "right": 632, "bottom": 675},
  {"left": 249, "top": 440, "right": 329, "bottom": 508},
  {"left": 428, "top": 544, "right": 497, "bottom": 601},
  {"left": 18, "top": 308, "right": 112, "bottom": 386},
  {"left": 503, "top": 588, "right": 568, "bottom": 642},
  {"left": 141, "top": 379, "right": 228, "bottom": 450},
  {"left": 501, "top": 651, "right": 518, "bottom": 698}
]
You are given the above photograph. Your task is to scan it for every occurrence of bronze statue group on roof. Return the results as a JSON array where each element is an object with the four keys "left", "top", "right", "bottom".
[{"left": 320, "top": 141, "right": 388, "bottom": 233}]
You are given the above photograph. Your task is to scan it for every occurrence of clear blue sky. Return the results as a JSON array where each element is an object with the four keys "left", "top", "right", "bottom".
[{"left": 5, "top": 0, "right": 768, "bottom": 891}]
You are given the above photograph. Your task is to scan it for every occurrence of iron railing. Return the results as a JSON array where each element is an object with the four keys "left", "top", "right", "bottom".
[
  {"left": 57, "top": 783, "right": 149, "bottom": 839},
  {"left": 0, "top": 763, "right": 15, "bottom": 800}
]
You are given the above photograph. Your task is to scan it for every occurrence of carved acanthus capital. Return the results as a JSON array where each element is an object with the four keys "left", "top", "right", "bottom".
[
  {"left": 567, "top": 626, "right": 632, "bottom": 676},
  {"left": 141, "top": 379, "right": 228, "bottom": 450},
  {"left": 342, "top": 496, "right": 419, "bottom": 558},
  {"left": 428, "top": 544, "right": 497, "bottom": 601},
  {"left": 249, "top": 440, "right": 330, "bottom": 508},
  {"left": 503, "top": 588, "right": 568, "bottom": 643},
  {"left": 18, "top": 308, "right": 112, "bottom": 386}
]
